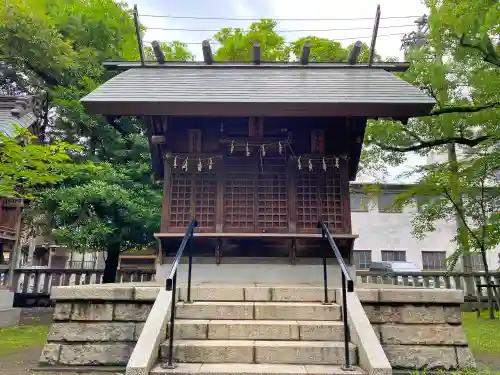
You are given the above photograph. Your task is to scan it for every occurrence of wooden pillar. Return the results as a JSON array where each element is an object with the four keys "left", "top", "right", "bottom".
[
  {"left": 160, "top": 159, "right": 172, "bottom": 232},
  {"left": 341, "top": 160, "right": 352, "bottom": 234},
  {"left": 287, "top": 155, "right": 297, "bottom": 233},
  {"left": 215, "top": 158, "right": 226, "bottom": 233}
]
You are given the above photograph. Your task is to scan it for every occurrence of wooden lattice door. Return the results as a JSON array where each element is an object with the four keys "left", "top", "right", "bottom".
[
  {"left": 168, "top": 170, "right": 217, "bottom": 232},
  {"left": 296, "top": 166, "right": 343, "bottom": 233},
  {"left": 296, "top": 170, "right": 320, "bottom": 232},
  {"left": 224, "top": 157, "right": 256, "bottom": 232},
  {"left": 168, "top": 170, "right": 192, "bottom": 231},
  {"left": 193, "top": 171, "right": 217, "bottom": 231},
  {"left": 257, "top": 157, "right": 288, "bottom": 232},
  {"left": 319, "top": 167, "right": 344, "bottom": 233}
]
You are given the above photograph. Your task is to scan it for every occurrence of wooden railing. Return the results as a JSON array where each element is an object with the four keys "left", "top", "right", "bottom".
[
  {"left": 0, "top": 225, "right": 17, "bottom": 238},
  {"left": 0, "top": 268, "right": 156, "bottom": 293},
  {"left": 67, "top": 261, "right": 97, "bottom": 270},
  {"left": 357, "top": 270, "right": 500, "bottom": 299}
]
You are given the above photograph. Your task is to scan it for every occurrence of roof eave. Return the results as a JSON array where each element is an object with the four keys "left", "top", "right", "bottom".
[{"left": 80, "top": 99, "right": 435, "bottom": 119}]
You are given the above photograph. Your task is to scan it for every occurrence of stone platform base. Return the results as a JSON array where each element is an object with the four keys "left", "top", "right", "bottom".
[
  {"left": 38, "top": 283, "right": 476, "bottom": 374},
  {"left": 0, "top": 307, "right": 21, "bottom": 328},
  {"left": 156, "top": 257, "right": 355, "bottom": 287}
]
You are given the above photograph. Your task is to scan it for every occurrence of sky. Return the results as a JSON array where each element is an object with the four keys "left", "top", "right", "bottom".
[{"left": 131, "top": 0, "right": 431, "bottom": 183}]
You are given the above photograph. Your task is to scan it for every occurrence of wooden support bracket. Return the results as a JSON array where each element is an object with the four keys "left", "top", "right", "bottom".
[
  {"left": 290, "top": 238, "right": 297, "bottom": 265},
  {"left": 215, "top": 237, "right": 222, "bottom": 265}
]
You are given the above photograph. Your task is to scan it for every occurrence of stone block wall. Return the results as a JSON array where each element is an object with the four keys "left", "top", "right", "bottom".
[
  {"left": 39, "top": 285, "right": 160, "bottom": 367},
  {"left": 359, "top": 288, "right": 475, "bottom": 372}
]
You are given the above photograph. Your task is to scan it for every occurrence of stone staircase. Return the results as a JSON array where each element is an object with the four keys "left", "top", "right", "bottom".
[{"left": 150, "top": 290, "right": 366, "bottom": 374}]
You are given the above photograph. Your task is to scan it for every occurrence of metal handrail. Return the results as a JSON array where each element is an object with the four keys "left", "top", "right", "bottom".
[
  {"left": 318, "top": 220, "right": 354, "bottom": 371},
  {"left": 163, "top": 218, "right": 198, "bottom": 369}
]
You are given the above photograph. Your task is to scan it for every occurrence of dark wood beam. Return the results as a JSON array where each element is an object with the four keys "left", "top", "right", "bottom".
[
  {"left": 102, "top": 60, "right": 411, "bottom": 72},
  {"left": 151, "top": 40, "right": 165, "bottom": 64},
  {"left": 151, "top": 135, "right": 166, "bottom": 145},
  {"left": 300, "top": 40, "right": 311, "bottom": 65},
  {"left": 348, "top": 41, "right": 362, "bottom": 65},
  {"left": 368, "top": 5, "right": 381, "bottom": 67},
  {"left": 202, "top": 40, "right": 213, "bottom": 65},
  {"left": 253, "top": 41, "right": 261, "bottom": 65}
]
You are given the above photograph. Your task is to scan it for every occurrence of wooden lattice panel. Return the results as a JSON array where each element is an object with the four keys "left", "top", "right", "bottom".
[
  {"left": 319, "top": 167, "right": 343, "bottom": 232},
  {"left": 257, "top": 157, "right": 288, "bottom": 231},
  {"left": 224, "top": 157, "right": 256, "bottom": 232},
  {"left": 168, "top": 171, "right": 192, "bottom": 229},
  {"left": 193, "top": 171, "right": 217, "bottom": 231},
  {"left": 296, "top": 171, "right": 319, "bottom": 230}
]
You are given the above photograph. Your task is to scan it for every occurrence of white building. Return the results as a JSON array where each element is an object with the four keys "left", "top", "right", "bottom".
[{"left": 351, "top": 182, "right": 500, "bottom": 272}]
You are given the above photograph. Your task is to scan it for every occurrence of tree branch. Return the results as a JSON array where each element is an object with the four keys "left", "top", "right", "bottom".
[
  {"left": 428, "top": 102, "right": 500, "bottom": 116},
  {"left": 442, "top": 187, "right": 484, "bottom": 252},
  {"left": 22, "top": 60, "right": 60, "bottom": 87},
  {"left": 400, "top": 126, "right": 425, "bottom": 143},
  {"left": 459, "top": 34, "right": 500, "bottom": 68},
  {"left": 373, "top": 134, "right": 490, "bottom": 152}
]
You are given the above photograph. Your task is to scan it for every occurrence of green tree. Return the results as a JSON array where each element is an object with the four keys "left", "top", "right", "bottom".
[
  {"left": 213, "top": 19, "right": 290, "bottom": 61},
  {"left": 0, "top": 0, "right": 193, "bottom": 282},
  {"left": 26, "top": 133, "right": 162, "bottom": 283},
  {"left": 363, "top": 0, "right": 499, "bottom": 317},
  {"left": 0, "top": 126, "right": 92, "bottom": 198},
  {"left": 144, "top": 41, "right": 194, "bottom": 61},
  {"left": 393, "top": 145, "right": 500, "bottom": 317},
  {"left": 365, "top": 0, "right": 499, "bottom": 162},
  {"left": 395, "top": 149, "right": 500, "bottom": 268},
  {"left": 290, "top": 37, "right": 347, "bottom": 62}
]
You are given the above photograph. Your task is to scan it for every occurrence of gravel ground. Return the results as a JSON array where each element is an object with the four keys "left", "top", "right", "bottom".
[
  {"left": 0, "top": 347, "right": 123, "bottom": 375},
  {"left": 19, "top": 308, "right": 54, "bottom": 326},
  {"left": 0, "top": 309, "right": 122, "bottom": 375}
]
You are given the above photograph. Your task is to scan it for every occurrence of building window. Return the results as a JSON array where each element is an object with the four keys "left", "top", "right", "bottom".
[
  {"left": 354, "top": 250, "right": 372, "bottom": 269},
  {"left": 416, "top": 196, "right": 428, "bottom": 212},
  {"left": 378, "top": 193, "right": 402, "bottom": 213},
  {"left": 470, "top": 253, "right": 485, "bottom": 271},
  {"left": 350, "top": 193, "right": 369, "bottom": 212},
  {"left": 422, "top": 251, "right": 446, "bottom": 270},
  {"left": 417, "top": 195, "right": 446, "bottom": 212},
  {"left": 381, "top": 250, "right": 406, "bottom": 262}
]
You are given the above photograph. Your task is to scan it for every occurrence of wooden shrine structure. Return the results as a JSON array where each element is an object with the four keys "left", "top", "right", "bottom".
[{"left": 81, "top": 41, "right": 435, "bottom": 265}]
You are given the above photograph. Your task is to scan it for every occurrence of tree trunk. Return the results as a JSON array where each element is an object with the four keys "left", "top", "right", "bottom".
[
  {"left": 103, "top": 242, "right": 120, "bottom": 284},
  {"left": 448, "top": 144, "right": 475, "bottom": 293},
  {"left": 480, "top": 248, "right": 495, "bottom": 319}
]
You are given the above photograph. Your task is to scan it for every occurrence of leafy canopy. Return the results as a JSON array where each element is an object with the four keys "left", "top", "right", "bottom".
[{"left": 0, "top": 126, "right": 94, "bottom": 198}]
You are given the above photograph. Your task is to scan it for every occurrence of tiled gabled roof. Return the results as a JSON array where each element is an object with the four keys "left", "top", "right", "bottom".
[
  {"left": 0, "top": 96, "right": 37, "bottom": 136},
  {"left": 81, "top": 66, "right": 435, "bottom": 117}
]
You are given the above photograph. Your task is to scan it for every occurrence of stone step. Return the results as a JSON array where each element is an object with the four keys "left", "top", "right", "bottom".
[
  {"left": 160, "top": 340, "right": 357, "bottom": 365},
  {"left": 254, "top": 302, "right": 341, "bottom": 321},
  {"left": 151, "top": 363, "right": 366, "bottom": 375},
  {"left": 178, "top": 286, "right": 337, "bottom": 303},
  {"left": 168, "top": 319, "right": 345, "bottom": 341},
  {"left": 176, "top": 301, "right": 342, "bottom": 321}
]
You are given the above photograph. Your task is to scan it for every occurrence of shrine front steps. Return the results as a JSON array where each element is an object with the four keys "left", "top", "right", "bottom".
[
  {"left": 150, "top": 363, "right": 366, "bottom": 375},
  {"left": 159, "top": 339, "right": 357, "bottom": 365},
  {"left": 165, "top": 319, "right": 346, "bottom": 341},
  {"left": 150, "top": 300, "right": 365, "bottom": 375}
]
